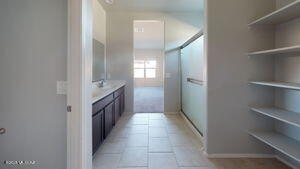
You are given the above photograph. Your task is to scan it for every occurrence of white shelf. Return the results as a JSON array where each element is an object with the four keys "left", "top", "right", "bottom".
[
  {"left": 248, "top": 1, "right": 300, "bottom": 26},
  {"left": 250, "top": 106, "right": 300, "bottom": 128},
  {"left": 250, "top": 81, "right": 300, "bottom": 90},
  {"left": 248, "top": 45, "right": 300, "bottom": 56},
  {"left": 249, "top": 130, "right": 300, "bottom": 162}
]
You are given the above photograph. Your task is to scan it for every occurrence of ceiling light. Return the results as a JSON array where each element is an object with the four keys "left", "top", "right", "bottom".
[{"left": 105, "top": 0, "right": 114, "bottom": 4}]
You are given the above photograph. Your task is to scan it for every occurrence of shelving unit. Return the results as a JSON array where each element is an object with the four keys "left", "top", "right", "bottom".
[
  {"left": 250, "top": 106, "right": 300, "bottom": 128},
  {"left": 248, "top": 45, "right": 300, "bottom": 57},
  {"left": 249, "top": 81, "right": 300, "bottom": 90},
  {"left": 248, "top": 1, "right": 300, "bottom": 165},
  {"left": 248, "top": 0, "right": 300, "bottom": 26},
  {"left": 249, "top": 130, "right": 300, "bottom": 162}
]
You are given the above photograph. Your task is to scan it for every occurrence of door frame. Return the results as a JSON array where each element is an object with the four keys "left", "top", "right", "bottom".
[
  {"left": 67, "top": 0, "right": 93, "bottom": 169},
  {"left": 133, "top": 20, "right": 166, "bottom": 113}
]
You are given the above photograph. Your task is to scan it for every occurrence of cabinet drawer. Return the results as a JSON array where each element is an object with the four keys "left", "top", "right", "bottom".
[
  {"left": 114, "top": 86, "right": 124, "bottom": 98},
  {"left": 92, "top": 94, "right": 114, "bottom": 116}
]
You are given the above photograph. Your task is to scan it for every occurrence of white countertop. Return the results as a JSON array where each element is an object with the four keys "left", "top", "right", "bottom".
[{"left": 92, "top": 80, "right": 126, "bottom": 104}]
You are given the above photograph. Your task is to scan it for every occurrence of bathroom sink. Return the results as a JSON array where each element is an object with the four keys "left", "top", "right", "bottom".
[{"left": 102, "top": 85, "right": 113, "bottom": 89}]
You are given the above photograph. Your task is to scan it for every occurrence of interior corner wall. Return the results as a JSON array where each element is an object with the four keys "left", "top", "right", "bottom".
[
  {"left": 106, "top": 11, "right": 203, "bottom": 112},
  {"left": 205, "top": 0, "right": 277, "bottom": 154},
  {"left": 0, "top": 0, "right": 67, "bottom": 168}
]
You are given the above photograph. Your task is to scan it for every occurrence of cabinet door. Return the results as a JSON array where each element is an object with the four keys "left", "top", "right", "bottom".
[
  {"left": 120, "top": 92, "right": 125, "bottom": 115},
  {"left": 104, "top": 102, "right": 114, "bottom": 138},
  {"left": 92, "top": 110, "right": 103, "bottom": 154},
  {"left": 99, "top": 111, "right": 104, "bottom": 142},
  {"left": 114, "top": 96, "right": 121, "bottom": 124}
]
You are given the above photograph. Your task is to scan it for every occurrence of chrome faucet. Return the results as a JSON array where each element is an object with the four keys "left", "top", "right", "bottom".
[{"left": 97, "top": 79, "right": 105, "bottom": 88}]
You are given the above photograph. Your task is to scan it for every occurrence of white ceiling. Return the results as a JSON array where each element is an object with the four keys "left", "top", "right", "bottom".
[
  {"left": 134, "top": 21, "right": 164, "bottom": 50},
  {"left": 100, "top": 0, "right": 203, "bottom": 12}
]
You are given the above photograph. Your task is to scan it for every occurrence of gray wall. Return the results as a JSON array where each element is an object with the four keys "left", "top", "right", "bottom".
[
  {"left": 0, "top": 0, "right": 67, "bottom": 169},
  {"left": 205, "top": 0, "right": 277, "bottom": 154},
  {"left": 106, "top": 11, "right": 203, "bottom": 112}
]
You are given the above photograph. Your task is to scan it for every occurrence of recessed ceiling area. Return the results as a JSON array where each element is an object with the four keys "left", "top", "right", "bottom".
[
  {"left": 99, "top": 0, "right": 203, "bottom": 12},
  {"left": 134, "top": 21, "right": 164, "bottom": 50}
]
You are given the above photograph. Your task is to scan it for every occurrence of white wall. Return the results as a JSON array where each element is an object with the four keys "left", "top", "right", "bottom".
[
  {"left": 134, "top": 49, "right": 164, "bottom": 87},
  {"left": 205, "top": 0, "right": 277, "bottom": 155},
  {"left": 93, "top": 0, "right": 106, "bottom": 44},
  {"left": 92, "top": 0, "right": 106, "bottom": 82},
  {"left": 0, "top": 0, "right": 67, "bottom": 168},
  {"left": 107, "top": 11, "right": 203, "bottom": 112}
]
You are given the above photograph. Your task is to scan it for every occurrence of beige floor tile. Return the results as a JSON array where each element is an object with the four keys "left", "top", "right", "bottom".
[
  {"left": 168, "top": 133, "right": 195, "bottom": 146},
  {"left": 106, "top": 128, "right": 130, "bottom": 142},
  {"left": 149, "top": 127, "right": 168, "bottom": 137},
  {"left": 149, "top": 113, "right": 164, "bottom": 119},
  {"left": 149, "top": 119, "right": 166, "bottom": 127},
  {"left": 173, "top": 146, "right": 211, "bottom": 167},
  {"left": 118, "top": 168, "right": 148, "bottom": 169},
  {"left": 127, "top": 118, "right": 149, "bottom": 126},
  {"left": 115, "top": 118, "right": 131, "bottom": 128},
  {"left": 118, "top": 147, "right": 148, "bottom": 167},
  {"left": 149, "top": 137, "right": 173, "bottom": 153},
  {"left": 149, "top": 153, "right": 179, "bottom": 169},
  {"left": 164, "top": 118, "right": 184, "bottom": 125},
  {"left": 93, "top": 154, "right": 121, "bottom": 169},
  {"left": 98, "top": 138, "right": 127, "bottom": 154},
  {"left": 132, "top": 113, "right": 149, "bottom": 119},
  {"left": 166, "top": 124, "right": 191, "bottom": 134},
  {"left": 127, "top": 133, "right": 148, "bottom": 147},
  {"left": 128, "top": 125, "right": 149, "bottom": 134}
]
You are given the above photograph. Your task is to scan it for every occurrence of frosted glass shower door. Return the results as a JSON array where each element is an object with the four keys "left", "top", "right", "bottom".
[{"left": 181, "top": 36, "right": 205, "bottom": 134}]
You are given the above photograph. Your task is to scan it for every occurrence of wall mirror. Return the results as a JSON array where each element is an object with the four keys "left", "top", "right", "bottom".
[{"left": 93, "top": 39, "right": 106, "bottom": 82}]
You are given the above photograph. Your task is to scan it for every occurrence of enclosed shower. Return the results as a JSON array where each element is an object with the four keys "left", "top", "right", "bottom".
[{"left": 180, "top": 31, "right": 205, "bottom": 135}]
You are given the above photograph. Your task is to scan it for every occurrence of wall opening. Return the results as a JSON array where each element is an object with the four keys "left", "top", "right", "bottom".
[{"left": 133, "top": 20, "right": 165, "bottom": 113}]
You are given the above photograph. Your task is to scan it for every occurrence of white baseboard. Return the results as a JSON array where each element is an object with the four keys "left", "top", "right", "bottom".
[
  {"left": 276, "top": 156, "right": 299, "bottom": 169},
  {"left": 203, "top": 152, "right": 298, "bottom": 168},
  {"left": 179, "top": 111, "right": 204, "bottom": 143},
  {"left": 203, "top": 151, "right": 275, "bottom": 158}
]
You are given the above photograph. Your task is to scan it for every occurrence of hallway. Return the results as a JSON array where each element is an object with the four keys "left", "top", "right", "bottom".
[
  {"left": 134, "top": 87, "right": 164, "bottom": 113},
  {"left": 92, "top": 113, "right": 289, "bottom": 169}
]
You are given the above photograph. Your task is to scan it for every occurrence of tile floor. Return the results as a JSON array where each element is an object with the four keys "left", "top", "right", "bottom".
[{"left": 93, "top": 113, "right": 215, "bottom": 169}]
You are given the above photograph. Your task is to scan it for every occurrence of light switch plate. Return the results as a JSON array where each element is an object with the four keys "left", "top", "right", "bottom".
[{"left": 57, "top": 81, "right": 68, "bottom": 95}]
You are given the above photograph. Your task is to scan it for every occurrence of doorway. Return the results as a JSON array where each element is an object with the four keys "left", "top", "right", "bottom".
[{"left": 133, "top": 20, "right": 165, "bottom": 113}]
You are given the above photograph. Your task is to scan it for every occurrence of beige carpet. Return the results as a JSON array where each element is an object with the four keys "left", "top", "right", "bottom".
[{"left": 134, "top": 87, "right": 164, "bottom": 113}]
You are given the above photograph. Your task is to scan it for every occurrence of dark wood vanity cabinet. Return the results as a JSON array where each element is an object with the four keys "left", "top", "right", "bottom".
[
  {"left": 92, "top": 86, "right": 125, "bottom": 155},
  {"left": 104, "top": 102, "right": 114, "bottom": 137},
  {"left": 120, "top": 92, "right": 125, "bottom": 114},
  {"left": 92, "top": 110, "right": 104, "bottom": 154},
  {"left": 114, "top": 96, "right": 121, "bottom": 124}
]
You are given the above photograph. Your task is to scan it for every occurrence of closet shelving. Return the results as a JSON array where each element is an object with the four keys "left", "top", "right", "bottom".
[
  {"left": 249, "top": 81, "right": 300, "bottom": 90},
  {"left": 248, "top": 0, "right": 300, "bottom": 26},
  {"left": 250, "top": 106, "right": 300, "bottom": 128},
  {"left": 248, "top": 45, "right": 300, "bottom": 57},
  {"left": 248, "top": 130, "right": 300, "bottom": 162},
  {"left": 248, "top": 1, "right": 300, "bottom": 163}
]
